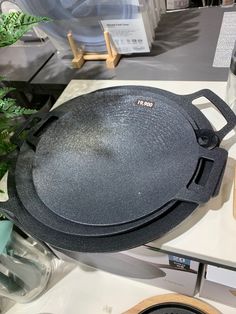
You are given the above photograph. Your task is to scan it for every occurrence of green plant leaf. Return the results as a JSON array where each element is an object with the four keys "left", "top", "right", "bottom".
[
  {"left": 0, "top": 98, "right": 37, "bottom": 118},
  {"left": 0, "top": 12, "right": 51, "bottom": 47},
  {"left": 0, "top": 116, "right": 12, "bottom": 131},
  {"left": 0, "top": 98, "right": 16, "bottom": 116},
  {"left": 0, "top": 138, "right": 16, "bottom": 156},
  {"left": 0, "top": 12, "right": 48, "bottom": 182}
]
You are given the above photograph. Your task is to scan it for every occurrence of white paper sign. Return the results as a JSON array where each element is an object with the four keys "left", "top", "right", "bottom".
[
  {"left": 101, "top": 18, "right": 150, "bottom": 54},
  {"left": 213, "top": 12, "right": 236, "bottom": 68},
  {"left": 166, "top": 0, "right": 189, "bottom": 10}
]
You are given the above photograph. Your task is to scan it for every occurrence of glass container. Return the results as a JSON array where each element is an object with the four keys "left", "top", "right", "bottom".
[{"left": 0, "top": 228, "right": 52, "bottom": 303}]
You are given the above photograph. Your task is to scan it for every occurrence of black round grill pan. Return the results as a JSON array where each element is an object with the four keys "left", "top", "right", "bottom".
[
  {"left": 1, "top": 86, "right": 235, "bottom": 253},
  {"left": 12, "top": 86, "right": 227, "bottom": 238},
  {"left": 32, "top": 90, "right": 200, "bottom": 226}
]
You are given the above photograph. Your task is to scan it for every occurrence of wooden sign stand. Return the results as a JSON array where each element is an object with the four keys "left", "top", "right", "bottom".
[{"left": 67, "top": 31, "right": 121, "bottom": 69}]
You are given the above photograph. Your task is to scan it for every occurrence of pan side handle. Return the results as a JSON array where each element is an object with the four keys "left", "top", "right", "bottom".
[
  {"left": 176, "top": 147, "right": 227, "bottom": 204},
  {"left": 184, "top": 89, "right": 236, "bottom": 142}
]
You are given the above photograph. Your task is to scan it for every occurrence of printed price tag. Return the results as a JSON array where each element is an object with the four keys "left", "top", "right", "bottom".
[
  {"left": 213, "top": 12, "right": 236, "bottom": 68},
  {"left": 168, "top": 255, "right": 191, "bottom": 270},
  {"left": 101, "top": 18, "right": 150, "bottom": 54}
]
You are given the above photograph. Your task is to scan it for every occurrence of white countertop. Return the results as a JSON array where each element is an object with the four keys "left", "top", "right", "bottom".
[
  {"left": 53, "top": 79, "right": 236, "bottom": 269},
  {"left": 3, "top": 79, "right": 236, "bottom": 314},
  {"left": 4, "top": 264, "right": 235, "bottom": 314}
]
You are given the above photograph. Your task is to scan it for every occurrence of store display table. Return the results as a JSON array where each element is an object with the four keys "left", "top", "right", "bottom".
[{"left": 53, "top": 79, "right": 236, "bottom": 270}]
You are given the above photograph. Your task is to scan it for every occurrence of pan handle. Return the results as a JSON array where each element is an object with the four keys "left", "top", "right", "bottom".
[
  {"left": 11, "top": 111, "right": 63, "bottom": 150},
  {"left": 176, "top": 146, "right": 227, "bottom": 204},
  {"left": 184, "top": 89, "right": 236, "bottom": 142}
]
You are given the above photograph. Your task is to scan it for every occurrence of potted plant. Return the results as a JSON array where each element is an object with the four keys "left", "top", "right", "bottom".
[
  {"left": 0, "top": 14, "right": 54, "bottom": 305},
  {"left": 0, "top": 11, "right": 51, "bottom": 184},
  {"left": 0, "top": 12, "right": 50, "bottom": 222}
]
